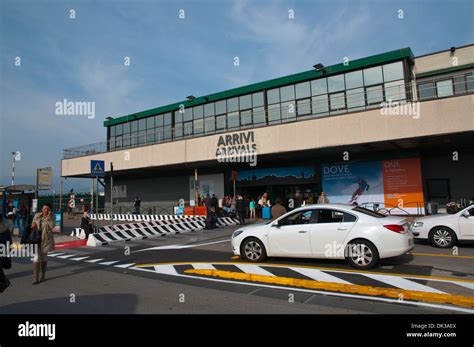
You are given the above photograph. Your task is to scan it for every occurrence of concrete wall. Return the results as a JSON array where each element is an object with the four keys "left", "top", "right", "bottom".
[{"left": 414, "top": 45, "right": 474, "bottom": 75}]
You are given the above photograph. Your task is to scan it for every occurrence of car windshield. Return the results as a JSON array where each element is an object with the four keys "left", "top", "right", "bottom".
[{"left": 352, "top": 206, "right": 386, "bottom": 218}]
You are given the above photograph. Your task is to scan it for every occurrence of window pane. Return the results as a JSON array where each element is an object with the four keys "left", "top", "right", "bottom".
[
  {"left": 155, "top": 115, "right": 163, "bottom": 127},
  {"left": 154, "top": 128, "right": 163, "bottom": 142},
  {"left": 366, "top": 85, "right": 383, "bottom": 104},
  {"left": 146, "top": 129, "right": 155, "bottom": 143},
  {"left": 122, "top": 134, "right": 130, "bottom": 148},
  {"left": 295, "top": 82, "right": 311, "bottom": 99},
  {"left": 193, "top": 118, "right": 204, "bottom": 134},
  {"left": 183, "top": 122, "right": 193, "bottom": 136},
  {"left": 174, "top": 123, "right": 183, "bottom": 138},
  {"left": 205, "top": 117, "right": 215, "bottom": 133},
  {"left": 174, "top": 111, "right": 182, "bottom": 123},
  {"left": 110, "top": 126, "right": 116, "bottom": 137},
  {"left": 311, "top": 78, "right": 327, "bottom": 95},
  {"left": 146, "top": 117, "right": 154, "bottom": 129},
  {"left": 281, "top": 101, "right": 296, "bottom": 122},
  {"left": 109, "top": 136, "right": 116, "bottom": 149},
  {"left": 346, "top": 88, "right": 365, "bottom": 109},
  {"left": 163, "top": 125, "right": 172, "bottom": 140},
  {"left": 239, "top": 94, "right": 252, "bottom": 110},
  {"left": 131, "top": 120, "right": 138, "bottom": 132},
  {"left": 280, "top": 85, "right": 295, "bottom": 102},
  {"left": 466, "top": 73, "right": 474, "bottom": 91},
  {"left": 267, "top": 88, "right": 280, "bottom": 104},
  {"left": 253, "top": 107, "right": 265, "bottom": 125},
  {"left": 297, "top": 98, "right": 311, "bottom": 116},
  {"left": 138, "top": 130, "right": 146, "bottom": 144},
  {"left": 164, "top": 113, "right": 172, "bottom": 125},
  {"left": 227, "top": 97, "right": 239, "bottom": 112},
  {"left": 385, "top": 80, "right": 406, "bottom": 102},
  {"left": 182, "top": 107, "right": 192, "bottom": 122},
  {"left": 330, "top": 92, "right": 346, "bottom": 111},
  {"left": 138, "top": 118, "right": 146, "bottom": 131},
  {"left": 418, "top": 82, "right": 435, "bottom": 100},
  {"left": 453, "top": 76, "right": 466, "bottom": 94},
  {"left": 312, "top": 95, "right": 329, "bottom": 114},
  {"left": 345, "top": 71, "right": 363, "bottom": 89},
  {"left": 252, "top": 92, "right": 264, "bottom": 107},
  {"left": 364, "top": 66, "right": 383, "bottom": 85},
  {"left": 130, "top": 132, "right": 139, "bottom": 146},
  {"left": 123, "top": 122, "right": 130, "bottom": 134},
  {"left": 383, "top": 61, "right": 404, "bottom": 82},
  {"left": 328, "top": 75, "right": 345, "bottom": 93},
  {"left": 268, "top": 103, "right": 281, "bottom": 123},
  {"left": 115, "top": 124, "right": 123, "bottom": 135},
  {"left": 204, "top": 103, "right": 215, "bottom": 117},
  {"left": 227, "top": 111, "right": 240, "bottom": 129},
  {"left": 193, "top": 105, "right": 203, "bottom": 119},
  {"left": 240, "top": 109, "right": 252, "bottom": 127},
  {"left": 115, "top": 135, "right": 122, "bottom": 149},
  {"left": 216, "top": 115, "right": 226, "bottom": 130},
  {"left": 215, "top": 100, "right": 226, "bottom": 114},
  {"left": 436, "top": 79, "right": 454, "bottom": 97}
]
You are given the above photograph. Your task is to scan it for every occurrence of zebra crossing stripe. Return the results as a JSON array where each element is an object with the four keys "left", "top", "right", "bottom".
[
  {"left": 114, "top": 263, "right": 136, "bottom": 269},
  {"left": 100, "top": 261, "right": 120, "bottom": 266},
  {"left": 234, "top": 264, "right": 276, "bottom": 277},
  {"left": 192, "top": 263, "right": 216, "bottom": 270},
  {"left": 153, "top": 265, "right": 179, "bottom": 275},
  {"left": 47, "top": 253, "right": 65, "bottom": 257},
  {"left": 85, "top": 258, "right": 104, "bottom": 263},
  {"left": 70, "top": 256, "right": 90, "bottom": 261},
  {"left": 56, "top": 254, "right": 77, "bottom": 259},
  {"left": 290, "top": 267, "right": 352, "bottom": 284},
  {"left": 362, "top": 274, "right": 446, "bottom": 294}
]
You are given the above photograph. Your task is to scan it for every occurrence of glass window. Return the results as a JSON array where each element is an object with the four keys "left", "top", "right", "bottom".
[
  {"left": 385, "top": 80, "right": 406, "bottom": 102},
  {"left": 279, "top": 210, "right": 314, "bottom": 226},
  {"left": 227, "top": 97, "right": 239, "bottom": 112},
  {"left": 204, "top": 103, "right": 215, "bottom": 117},
  {"left": 163, "top": 125, "right": 172, "bottom": 140},
  {"left": 216, "top": 115, "right": 226, "bottom": 130},
  {"left": 240, "top": 109, "right": 252, "bottom": 127},
  {"left": 123, "top": 122, "right": 130, "bottom": 134},
  {"left": 163, "top": 113, "right": 172, "bottom": 125},
  {"left": 436, "top": 79, "right": 454, "bottom": 97},
  {"left": 122, "top": 134, "right": 130, "bottom": 148},
  {"left": 252, "top": 92, "right": 264, "bottom": 107},
  {"left": 311, "top": 78, "right": 327, "bottom": 95},
  {"left": 453, "top": 76, "right": 466, "bottom": 94},
  {"left": 215, "top": 100, "right": 226, "bottom": 114},
  {"left": 281, "top": 101, "right": 296, "bottom": 122},
  {"left": 345, "top": 71, "right": 363, "bottom": 89},
  {"left": 174, "top": 111, "right": 182, "bottom": 123},
  {"left": 130, "top": 132, "right": 139, "bottom": 147},
  {"left": 174, "top": 123, "right": 183, "bottom": 138},
  {"left": 183, "top": 122, "right": 193, "bottom": 136},
  {"left": 115, "top": 135, "right": 122, "bottom": 149},
  {"left": 115, "top": 124, "right": 123, "bottom": 136},
  {"left": 138, "top": 118, "right": 146, "bottom": 131},
  {"left": 268, "top": 103, "right": 281, "bottom": 123},
  {"left": 280, "top": 85, "right": 295, "bottom": 102},
  {"left": 253, "top": 107, "right": 265, "bottom": 125},
  {"left": 154, "top": 128, "right": 163, "bottom": 142},
  {"left": 418, "top": 82, "right": 435, "bottom": 100},
  {"left": 155, "top": 114, "right": 164, "bottom": 127},
  {"left": 314, "top": 209, "right": 347, "bottom": 224},
  {"left": 267, "top": 88, "right": 280, "bottom": 104},
  {"left": 366, "top": 85, "right": 383, "bottom": 104},
  {"left": 146, "top": 117, "right": 154, "bottom": 129},
  {"left": 182, "top": 107, "right": 192, "bottom": 122},
  {"left": 146, "top": 129, "right": 155, "bottom": 143},
  {"left": 239, "top": 94, "right": 252, "bottom": 110},
  {"left": 193, "top": 118, "right": 204, "bottom": 134},
  {"left": 346, "top": 88, "right": 365, "bottom": 109},
  {"left": 330, "top": 92, "right": 346, "bottom": 111},
  {"left": 383, "top": 61, "right": 404, "bottom": 82},
  {"left": 110, "top": 126, "right": 116, "bottom": 137},
  {"left": 364, "top": 66, "right": 383, "bottom": 85},
  {"left": 193, "top": 105, "right": 203, "bottom": 119},
  {"left": 328, "top": 75, "right": 345, "bottom": 93},
  {"left": 295, "top": 82, "right": 311, "bottom": 99},
  {"left": 227, "top": 111, "right": 240, "bottom": 129},
  {"left": 297, "top": 98, "right": 311, "bottom": 116},
  {"left": 131, "top": 120, "right": 138, "bottom": 132},
  {"left": 312, "top": 95, "right": 329, "bottom": 115},
  {"left": 466, "top": 73, "right": 474, "bottom": 91},
  {"left": 205, "top": 117, "right": 215, "bottom": 133},
  {"left": 109, "top": 136, "right": 116, "bottom": 149},
  {"left": 138, "top": 130, "right": 146, "bottom": 145}
]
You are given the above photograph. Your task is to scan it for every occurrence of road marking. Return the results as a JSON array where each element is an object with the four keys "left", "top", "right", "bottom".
[
  {"left": 70, "top": 257, "right": 90, "bottom": 261},
  {"left": 153, "top": 264, "right": 179, "bottom": 275},
  {"left": 56, "top": 254, "right": 77, "bottom": 259},
  {"left": 290, "top": 267, "right": 352, "bottom": 284},
  {"left": 362, "top": 274, "right": 446, "bottom": 294},
  {"left": 47, "top": 253, "right": 65, "bottom": 257},
  {"left": 185, "top": 269, "right": 474, "bottom": 308},
  {"left": 230, "top": 256, "right": 240, "bottom": 259},
  {"left": 411, "top": 252, "right": 474, "bottom": 259},
  {"left": 134, "top": 239, "right": 231, "bottom": 252},
  {"left": 85, "top": 258, "right": 104, "bottom": 263},
  {"left": 114, "top": 263, "right": 136, "bottom": 269},
  {"left": 192, "top": 263, "right": 216, "bottom": 270},
  {"left": 233, "top": 264, "right": 275, "bottom": 277},
  {"left": 99, "top": 261, "right": 120, "bottom": 266}
]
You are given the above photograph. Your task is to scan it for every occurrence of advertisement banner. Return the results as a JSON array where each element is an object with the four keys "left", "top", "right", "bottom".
[
  {"left": 37, "top": 167, "right": 52, "bottom": 190},
  {"left": 322, "top": 158, "right": 424, "bottom": 214}
]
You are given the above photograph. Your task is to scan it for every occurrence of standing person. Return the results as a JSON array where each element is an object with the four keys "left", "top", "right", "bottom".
[
  {"left": 294, "top": 191, "right": 303, "bottom": 208},
  {"left": 31, "top": 203, "right": 55, "bottom": 285},
  {"left": 236, "top": 195, "right": 246, "bottom": 225},
  {"left": 317, "top": 192, "right": 330, "bottom": 204},
  {"left": 18, "top": 203, "right": 28, "bottom": 238},
  {"left": 271, "top": 198, "right": 287, "bottom": 219},
  {"left": 257, "top": 195, "right": 263, "bottom": 219},
  {"left": 80, "top": 211, "right": 93, "bottom": 238},
  {"left": 211, "top": 194, "right": 218, "bottom": 211},
  {"left": 249, "top": 198, "right": 256, "bottom": 219},
  {"left": 0, "top": 213, "right": 12, "bottom": 293},
  {"left": 134, "top": 196, "right": 141, "bottom": 214}
]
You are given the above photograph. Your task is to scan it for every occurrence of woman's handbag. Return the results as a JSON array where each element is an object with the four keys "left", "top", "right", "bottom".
[{"left": 26, "top": 228, "right": 41, "bottom": 245}]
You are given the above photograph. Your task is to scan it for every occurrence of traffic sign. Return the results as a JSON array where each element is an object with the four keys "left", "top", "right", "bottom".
[{"left": 90, "top": 160, "right": 105, "bottom": 177}]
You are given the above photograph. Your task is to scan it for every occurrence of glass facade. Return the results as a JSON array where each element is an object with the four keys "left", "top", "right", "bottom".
[{"left": 108, "top": 60, "right": 412, "bottom": 150}]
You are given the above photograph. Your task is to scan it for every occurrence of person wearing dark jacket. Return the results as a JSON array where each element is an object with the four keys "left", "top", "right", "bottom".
[
  {"left": 0, "top": 214, "right": 12, "bottom": 292},
  {"left": 236, "top": 195, "right": 246, "bottom": 225},
  {"left": 134, "top": 197, "right": 141, "bottom": 214}
]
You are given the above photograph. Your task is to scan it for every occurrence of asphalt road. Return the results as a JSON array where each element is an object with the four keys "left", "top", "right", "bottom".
[{"left": 1, "top": 223, "right": 473, "bottom": 314}]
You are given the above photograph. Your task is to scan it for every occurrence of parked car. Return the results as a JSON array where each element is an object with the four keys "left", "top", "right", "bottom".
[
  {"left": 231, "top": 204, "right": 415, "bottom": 269},
  {"left": 410, "top": 204, "right": 474, "bottom": 248}
]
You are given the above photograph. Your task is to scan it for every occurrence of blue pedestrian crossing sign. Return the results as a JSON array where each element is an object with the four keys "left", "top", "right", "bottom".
[{"left": 90, "top": 160, "right": 105, "bottom": 177}]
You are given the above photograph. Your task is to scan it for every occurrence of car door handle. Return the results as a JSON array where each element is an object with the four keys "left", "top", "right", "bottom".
[
  {"left": 298, "top": 230, "right": 308, "bottom": 233},
  {"left": 337, "top": 227, "right": 347, "bottom": 231}
]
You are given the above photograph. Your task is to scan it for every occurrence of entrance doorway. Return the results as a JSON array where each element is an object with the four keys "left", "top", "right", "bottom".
[{"left": 426, "top": 178, "right": 451, "bottom": 205}]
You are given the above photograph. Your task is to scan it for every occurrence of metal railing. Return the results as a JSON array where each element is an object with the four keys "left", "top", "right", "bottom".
[{"left": 63, "top": 72, "right": 473, "bottom": 159}]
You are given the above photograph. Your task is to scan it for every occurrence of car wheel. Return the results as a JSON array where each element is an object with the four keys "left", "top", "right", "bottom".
[
  {"left": 429, "top": 227, "right": 456, "bottom": 248},
  {"left": 346, "top": 240, "right": 379, "bottom": 269},
  {"left": 241, "top": 237, "right": 267, "bottom": 262}
]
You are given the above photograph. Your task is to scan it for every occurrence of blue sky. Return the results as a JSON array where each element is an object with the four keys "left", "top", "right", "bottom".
[{"left": 0, "top": 0, "right": 473, "bottom": 193}]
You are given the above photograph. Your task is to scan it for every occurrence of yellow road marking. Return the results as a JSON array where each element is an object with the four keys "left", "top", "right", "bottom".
[
  {"left": 184, "top": 269, "right": 474, "bottom": 308},
  {"left": 411, "top": 252, "right": 474, "bottom": 259},
  {"left": 230, "top": 256, "right": 240, "bottom": 259},
  {"left": 134, "top": 261, "right": 474, "bottom": 284}
]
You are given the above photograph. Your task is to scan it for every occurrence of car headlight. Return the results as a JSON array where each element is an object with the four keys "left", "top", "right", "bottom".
[
  {"left": 411, "top": 221, "right": 424, "bottom": 227},
  {"left": 232, "top": 229, "right": 244, "bottom": 238}
]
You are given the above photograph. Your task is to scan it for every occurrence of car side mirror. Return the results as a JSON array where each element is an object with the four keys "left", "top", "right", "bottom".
[
  {"left": 273, "top": 220, "right": 282, "bottom": 227},
  {"left": 462, "top": 211, "right": 470, "bottom": 218}
]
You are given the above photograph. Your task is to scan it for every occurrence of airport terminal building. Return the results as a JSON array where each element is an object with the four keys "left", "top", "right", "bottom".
[{"left": 61, "top": 45, "right": 474, "bottom": 214}]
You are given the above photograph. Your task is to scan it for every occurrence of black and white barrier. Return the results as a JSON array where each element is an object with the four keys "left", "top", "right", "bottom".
[
  {"left": 89, "top": 214, "right": 190, "bottom": 222},
  {"left": 85, "top": 216, "right": 239, "bottom": 247},
  {"left": 70, "top": 228, "right": 87, "bottom": 240}
]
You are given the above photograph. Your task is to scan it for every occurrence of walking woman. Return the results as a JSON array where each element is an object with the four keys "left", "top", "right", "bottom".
[{"left": 31, "top": 203, "right": 55, "bottom": 285}]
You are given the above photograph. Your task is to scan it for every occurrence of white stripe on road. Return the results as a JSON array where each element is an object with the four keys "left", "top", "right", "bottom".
[
  {"left": 153, "top": 265, "right": 179, "bottom": 275},
  {"left": 47, "top": 253, "right": 65, "bottom": 257},
  {"left": 85, "top": 258, "right": 104, "bottom": 263},
  {"left": 114, "top": 263, "right": 136, "bottom": 269},
  {"left": 56, "top": 254, "right": 77, "bottom": 259},
  {"left": 99, "top": 261, "right": 120, "bottom": 266},
  {"left": 70, "top": 257, "right": 90, "bottom": 261},
  {"left": 290, "top": 267, "right": 352, "bottom": 284},
  {"left": 362, "top": 273, "right": 446, "bottom": 294},
  {"left": 192, "top": 263, "right": 216, "bottom": 270},
  {"left": 234, "top": 264, "right": 275, "bottom": 277}
]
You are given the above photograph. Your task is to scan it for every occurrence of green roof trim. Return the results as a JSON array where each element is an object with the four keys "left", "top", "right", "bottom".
[
  {"left": 415, "top": 63, "right": 474, "bottom": 79},
  {"left": 104, "top": 47, "right": 414, "bottom": 127}
]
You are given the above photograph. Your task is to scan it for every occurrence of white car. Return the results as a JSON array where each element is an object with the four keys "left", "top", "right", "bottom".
[
  {"left": 231, "top": 204, "right": 415, "bottom": 269},
  {"left": 411, "top": 205, "right": 474, "bottom": 248}
]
